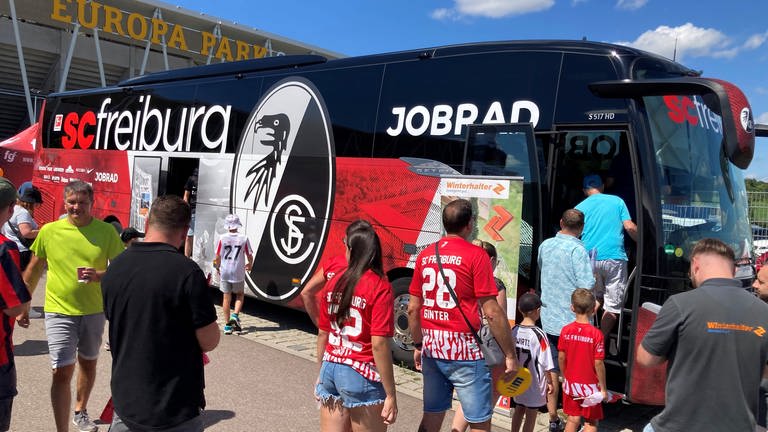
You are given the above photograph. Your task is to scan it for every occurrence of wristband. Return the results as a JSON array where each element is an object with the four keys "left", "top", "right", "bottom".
[{"left": 413, "top": 342, "right": 423, "bottom": 349}]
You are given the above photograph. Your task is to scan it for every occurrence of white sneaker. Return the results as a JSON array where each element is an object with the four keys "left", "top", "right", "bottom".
[{"left": 73, "top": 410, "right": 98, "bottom": 432}]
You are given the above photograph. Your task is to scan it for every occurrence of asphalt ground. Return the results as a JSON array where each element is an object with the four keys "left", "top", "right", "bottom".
[{"left": 10, "top": 279, "right": 660, "bottom": 431}]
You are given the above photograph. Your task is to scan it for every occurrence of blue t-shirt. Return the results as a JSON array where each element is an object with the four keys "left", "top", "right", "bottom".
[
  {"left": 538, "top": 233, "right": 595, "bottom": 335},
  {"left": 575, "top": 193, "right": 631, "bottom": 261}
]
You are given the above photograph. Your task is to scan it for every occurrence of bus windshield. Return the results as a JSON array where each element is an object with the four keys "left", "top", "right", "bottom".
[{"left": 644, "top": 95, "right": 753, "bottom": 268}]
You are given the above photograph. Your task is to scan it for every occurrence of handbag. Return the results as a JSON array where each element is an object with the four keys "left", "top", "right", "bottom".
[
  {"left": 434, "top": 243, "right": 506, "bottom": 366},
  {"left": 5, "top": 221, "right": 33, "bottom": 248}
]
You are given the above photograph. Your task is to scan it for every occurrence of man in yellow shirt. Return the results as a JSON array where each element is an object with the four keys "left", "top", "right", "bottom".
[{"left": 22, "top": 180, "right": 124, "bottom": 432}]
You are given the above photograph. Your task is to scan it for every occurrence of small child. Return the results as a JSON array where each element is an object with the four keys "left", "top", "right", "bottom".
[
  {"left": 213, "top": 214, "right": 253, "bottom": 335},
  {"left": 511, "top": 293, "right": 555, "bottom": 432},
  {"left": 558, "top": 288, "right": 607, "bottom": 432}
]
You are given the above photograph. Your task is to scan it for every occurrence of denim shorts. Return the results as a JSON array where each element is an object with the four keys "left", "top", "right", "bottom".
[
  {"left": 421, "top": 356, "right": 492, "bottom": 423},
  {"left": 45, "top": 312, "right": 105, "bottom": 368},
  {"left": 315, "top": 361, "right": 385, "bottom": 408}
]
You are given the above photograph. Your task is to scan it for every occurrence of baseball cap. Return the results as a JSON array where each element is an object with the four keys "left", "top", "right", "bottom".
[
  {"left": 583, "top": 174, "right": 603, "bottom": 189},
  {"left": 224, "top": 214, "right": 242, "bottom": 230},
  {"left": 18, "top": 182, "right": 43, "bottom": 204},
  {"left": 518, "top": 292, "right": 542, "bottom": 313},
  {"left": 120, "top": 227, "right": 145, "bottom": 243},
  {"left": 0, "top": 177, "right": 17, "bottom": 206}
]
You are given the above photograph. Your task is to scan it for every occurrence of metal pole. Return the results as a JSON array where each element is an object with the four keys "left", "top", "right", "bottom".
[
  {"left": 140, "top": 9, "right": 160, "bottom": 75},
  {"left": 206, "top": 24, "right": 221, "bottom": 65},
  {"left": 59, "top": 22, "right": 81, "bottom": 93},
  {"left": 156, "top": 9, "right": 169, "bottom": 70},
  {"left": 93, "top": 28, "right": 106, "bottom": 87},
  {"left": 9, "top": 0, "right": 35, "bottom": 125}
]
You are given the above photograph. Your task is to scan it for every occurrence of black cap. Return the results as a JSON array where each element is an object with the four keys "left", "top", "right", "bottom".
[
  {"left": 120, "top": 227, "right": 145, "bottom": 243},
  {"left": 518, "top": 292, "right": 542, "bottom": 313}
]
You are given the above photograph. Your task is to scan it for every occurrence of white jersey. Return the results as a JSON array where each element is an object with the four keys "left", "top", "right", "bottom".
[
  {"left": 512, "top": 324, "right": 555, "bottom": 408},
  {"left": 216, "top": 232, "right": 252, "bottom": 283}
]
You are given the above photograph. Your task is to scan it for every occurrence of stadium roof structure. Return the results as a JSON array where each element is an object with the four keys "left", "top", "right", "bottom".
[{"left": 0, "top": 0, "right": 342, "bottom": 138}]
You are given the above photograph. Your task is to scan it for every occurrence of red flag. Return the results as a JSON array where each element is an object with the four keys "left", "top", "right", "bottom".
[{"left": 99, "top": 397, "right": 114, "bottom": 424}]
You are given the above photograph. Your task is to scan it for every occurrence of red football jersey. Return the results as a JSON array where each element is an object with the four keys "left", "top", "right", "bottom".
[
  {"left": 318, "top": 270, "right": 394, "bottom": 381},
  {"left": 0, "top": 235, "right": 31, "bottom": 367},
  {"left": 408, "top": 237, "right": 497, "bottom": 361},
  {"left": 322, "top": 255, "right": 347, "bottom": 282},
  {"left": 558, "top": 322, "right": 605, "bottom": 397}
]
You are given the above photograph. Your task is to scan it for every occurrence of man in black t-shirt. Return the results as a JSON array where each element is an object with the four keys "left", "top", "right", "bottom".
[
  {"left": 102, "top": 195, "right": 219, "bottom": 432},
  {"left": 637, "top": 238, "right": 768, "bottom": 432}
]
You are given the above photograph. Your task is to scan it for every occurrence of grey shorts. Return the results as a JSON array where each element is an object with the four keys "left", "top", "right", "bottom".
[
  {"left": 220, "top": 280, "right": 245, "bottom": 294},
  {"left": 109, "top": 411, "right": 203, "bottom": 432},
  {"left": 45, "top": 313, "right": 106, "bottom": 369},
  {"left": 593, "top": 259, "right": 628, "bottom": 314}
]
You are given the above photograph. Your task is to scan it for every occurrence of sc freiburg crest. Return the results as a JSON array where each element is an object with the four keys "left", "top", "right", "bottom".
[{"left": 232, "top": 78, "right": 335, "bottom": 301}]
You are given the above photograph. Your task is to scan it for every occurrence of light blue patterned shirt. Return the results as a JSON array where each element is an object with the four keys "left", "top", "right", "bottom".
[{"left": 538, "top": 233, "right": 595, "bottom": 335}]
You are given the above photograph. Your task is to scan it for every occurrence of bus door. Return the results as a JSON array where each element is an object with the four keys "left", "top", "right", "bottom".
[
  {"left": 546, "top": 128, "right": 639, "bottom": 366},
  {"left": 463, "top": 123, "right": 542, "bottom": 323}
]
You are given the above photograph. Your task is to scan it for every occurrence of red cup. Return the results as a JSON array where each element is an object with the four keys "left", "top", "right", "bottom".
[{"left": 77, "top": 267, "right": 88, "bottom": 283}]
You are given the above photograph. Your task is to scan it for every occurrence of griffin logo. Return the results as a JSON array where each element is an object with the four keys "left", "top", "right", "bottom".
[
  {"left": 245, "top": 113, "right": 291, "bottom": 211},
  {"left": 740, "top": 107, "right": 754, "bottom": 134},
  {"left": 232, "top": 77, "right": 335, "bottom": 301}
]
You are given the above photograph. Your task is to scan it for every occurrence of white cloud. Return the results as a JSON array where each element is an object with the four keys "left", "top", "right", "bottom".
[
  {"left": 615, "top": 23, "right": 736, "bottom": 61},
  {"left": 757, "top": 112, "right": 768, "bottom": 124},
  {"left": 431, "top": 0, "right": 554, "bottom": 20},
  {"left": 430, "top": 8, "right": 458, "bottom": 21},
  {"left": 744, "top": 31, "right": 768, "bottom": 50},
  {"left": 616, "top": 0, "right": 648, "bottom": 10}
]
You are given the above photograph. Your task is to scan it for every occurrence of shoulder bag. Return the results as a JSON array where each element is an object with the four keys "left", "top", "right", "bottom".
[
  {"left": 434, "top": 242, "right": 505, "bottom": 366},
  {"left": 5, "top": 221, "right": 33, "bottom": 248}
]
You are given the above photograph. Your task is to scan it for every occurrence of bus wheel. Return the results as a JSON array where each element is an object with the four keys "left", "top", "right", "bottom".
[{"left": 390, "top": 277, "right": 415, "bottom": 367}]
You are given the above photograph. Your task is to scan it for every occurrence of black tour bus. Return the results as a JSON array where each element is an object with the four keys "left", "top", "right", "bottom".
[{"left": 36, "top": 40, "right": 760, "bottom": 403}]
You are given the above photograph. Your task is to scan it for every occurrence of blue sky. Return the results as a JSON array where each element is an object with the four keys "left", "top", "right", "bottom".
[{"left": 172, "top": 0, "right": 768, "bottom": 180}]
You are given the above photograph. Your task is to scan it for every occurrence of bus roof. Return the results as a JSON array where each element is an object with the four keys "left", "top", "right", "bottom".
[{"left": 49, "top": 40, "right": 696, "bottom": 98}]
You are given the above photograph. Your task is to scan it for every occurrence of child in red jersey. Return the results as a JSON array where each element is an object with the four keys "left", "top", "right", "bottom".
[{"left": 558, "top": 288, "right": 607, "bottom": 432}]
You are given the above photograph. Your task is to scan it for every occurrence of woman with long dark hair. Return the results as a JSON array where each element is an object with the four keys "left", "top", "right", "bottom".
[{"left": 315, "top": 222, "right": 397, "bottom": 431}]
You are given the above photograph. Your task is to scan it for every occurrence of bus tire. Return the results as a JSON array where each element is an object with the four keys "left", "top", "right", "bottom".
[{"left": 390, "top": 277, "right": 415, "bottom": 367}]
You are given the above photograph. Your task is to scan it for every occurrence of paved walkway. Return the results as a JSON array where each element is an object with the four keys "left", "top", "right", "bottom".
[{"left": 223, "top": 305, "right": 660, "bottom": 431}]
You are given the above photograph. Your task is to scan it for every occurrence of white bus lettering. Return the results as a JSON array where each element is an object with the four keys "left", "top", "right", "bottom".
[
  {"left": 114, "top": 111, "right": 133, "bottom": 150},
  {"left": 405, "top": 105, "right": 430, "bottom": 136},
  {"left": 386, "top": 107, "right": 406, "bottom": 135},
  {"left": 482, "top": 101, "right": 505, "bottom": 124},
  {"left": 80, "top": 95, "right": 231, "bottom": 153},
  {"left": 430, "top": 104, "right": 453, "bottom": 135},
  {"left": 510, "top": 100, "right": 539, "bottom": 125},
  {"left": 387, "top": 101, "right": 540, "bottom": 137},
  {"left": 454, "top": 103, "right": 479, "bottom": 135},
  {"left": 140, "top": 96, "right": 162, "bottom": 151}
]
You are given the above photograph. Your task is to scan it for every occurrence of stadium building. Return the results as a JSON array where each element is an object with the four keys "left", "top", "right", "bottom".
[{"left": 0, "top": 0, "right": 342, "bottom": 139}]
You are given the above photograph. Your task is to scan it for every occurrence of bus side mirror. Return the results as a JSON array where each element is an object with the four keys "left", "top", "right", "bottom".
[{"left": 589, "top": 78, "right": 755, "bottom": 169}]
